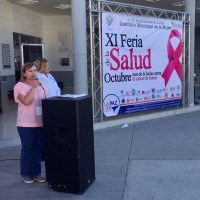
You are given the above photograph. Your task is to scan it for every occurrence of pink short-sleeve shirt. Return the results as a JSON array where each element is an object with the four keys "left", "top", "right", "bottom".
[{"left": 14, "top": 82, "right": 47, "bottom": 127}]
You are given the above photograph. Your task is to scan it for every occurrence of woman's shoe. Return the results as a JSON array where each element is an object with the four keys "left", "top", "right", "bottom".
[
  {"left": 21, "top": 176, "right": 34, "bottom": 184},
  {"left": 33, "top": 175, "right": 46, "bottom": 183}
]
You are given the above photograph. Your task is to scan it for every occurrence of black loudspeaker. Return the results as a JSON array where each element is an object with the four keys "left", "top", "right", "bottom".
[{"left": 42, "top": 96, "right": 95, "bottom": 194}]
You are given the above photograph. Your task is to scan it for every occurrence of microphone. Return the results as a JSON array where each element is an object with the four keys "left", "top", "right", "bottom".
[
  {"left": 33, "top": 75, "right": 39, "bottom": 81},
  {"left": 33, "top": 75, "right": 43, "bottom": 87},
  {"left": 33, "top": 75, "right": 46, "bottom": 98}
]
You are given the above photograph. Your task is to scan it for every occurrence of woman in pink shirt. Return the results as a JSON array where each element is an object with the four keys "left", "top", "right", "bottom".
[{"left": 14, "top": 62, "right": 47, "bottom": 184}]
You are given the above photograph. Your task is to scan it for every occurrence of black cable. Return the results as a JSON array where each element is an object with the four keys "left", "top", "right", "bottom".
[
  {"left": 43, "top": 87, "right": 47, "bottom": 99},
  {"left": 0, "top": 159, "right": 20, "bottom": 161}
]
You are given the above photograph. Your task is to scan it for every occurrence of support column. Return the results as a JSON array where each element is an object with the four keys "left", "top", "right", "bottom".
[
  {"left": 185, "top": 0, "right": 196, "bottom": 106},
  {"left": 71, "top": 0, "right": 88, "bottom": 94}
]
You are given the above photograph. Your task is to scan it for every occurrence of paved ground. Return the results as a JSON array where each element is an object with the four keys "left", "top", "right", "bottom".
[{"left": 1, "top": 110, "right": 200, "bottom": 200}]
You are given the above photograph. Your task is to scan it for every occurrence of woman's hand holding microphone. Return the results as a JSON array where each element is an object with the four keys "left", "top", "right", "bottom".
[{"left": 33, "top": 75, "right": 44, "bottom": 89}]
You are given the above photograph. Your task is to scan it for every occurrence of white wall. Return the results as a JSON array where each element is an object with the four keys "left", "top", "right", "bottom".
[
  {"left": 12, "top": 7, "right": 44, "bottom": 38},
  {"left": 0, "top": 0, "right": 15, "bottom": 77},
  {"left": 0, "top": 0, "right": 72, "bottom": 76},
  {"left": 43, "top": 15, "right": 73, "bottom": 72},
  {"left": 0, "top": 0, "right": 44, "bottom": 77}
]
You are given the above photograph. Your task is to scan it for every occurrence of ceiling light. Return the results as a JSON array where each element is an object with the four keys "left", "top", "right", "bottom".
[
  {"left": 145, "top": 0, "right": 160, "bottom": 2},
  {"left": 171, "top": 1, "right": 185, "bottom": 7},
  {"left": 52, "top": 4, "right": 71, "bottom": 9},
  {"left": 11, "top": 0, "right": 39, "bottom": 5}
]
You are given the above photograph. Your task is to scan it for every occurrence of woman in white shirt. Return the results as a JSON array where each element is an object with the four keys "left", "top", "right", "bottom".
[{"left": 34, "top": 58, "right": 61, "bottom": 98}]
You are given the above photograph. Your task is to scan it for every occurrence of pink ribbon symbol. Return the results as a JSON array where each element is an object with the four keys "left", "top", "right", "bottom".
[{"left": 162, "top": 29, "right": 182, "bottom": 87}]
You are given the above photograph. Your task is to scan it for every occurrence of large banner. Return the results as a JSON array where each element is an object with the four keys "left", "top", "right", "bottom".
[{"left": 102, "top": 12, "right": 183, "bottom": 117}]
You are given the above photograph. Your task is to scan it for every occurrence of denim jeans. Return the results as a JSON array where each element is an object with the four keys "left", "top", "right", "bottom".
[{"left": 17, "top": 127, "right": 44, "bottom": 177}]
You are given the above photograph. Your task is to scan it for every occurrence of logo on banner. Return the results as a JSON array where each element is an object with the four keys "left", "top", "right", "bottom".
[
  {"left": 103, "top": 94, "right": 120, "bottom": 117},
  {"left": 106, "top": 15, "right": 114, "bottom": 26}
]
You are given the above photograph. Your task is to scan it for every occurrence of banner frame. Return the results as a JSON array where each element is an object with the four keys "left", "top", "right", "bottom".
[{"left": 87, "top": 0, "right": 190, "bottom": 122}]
